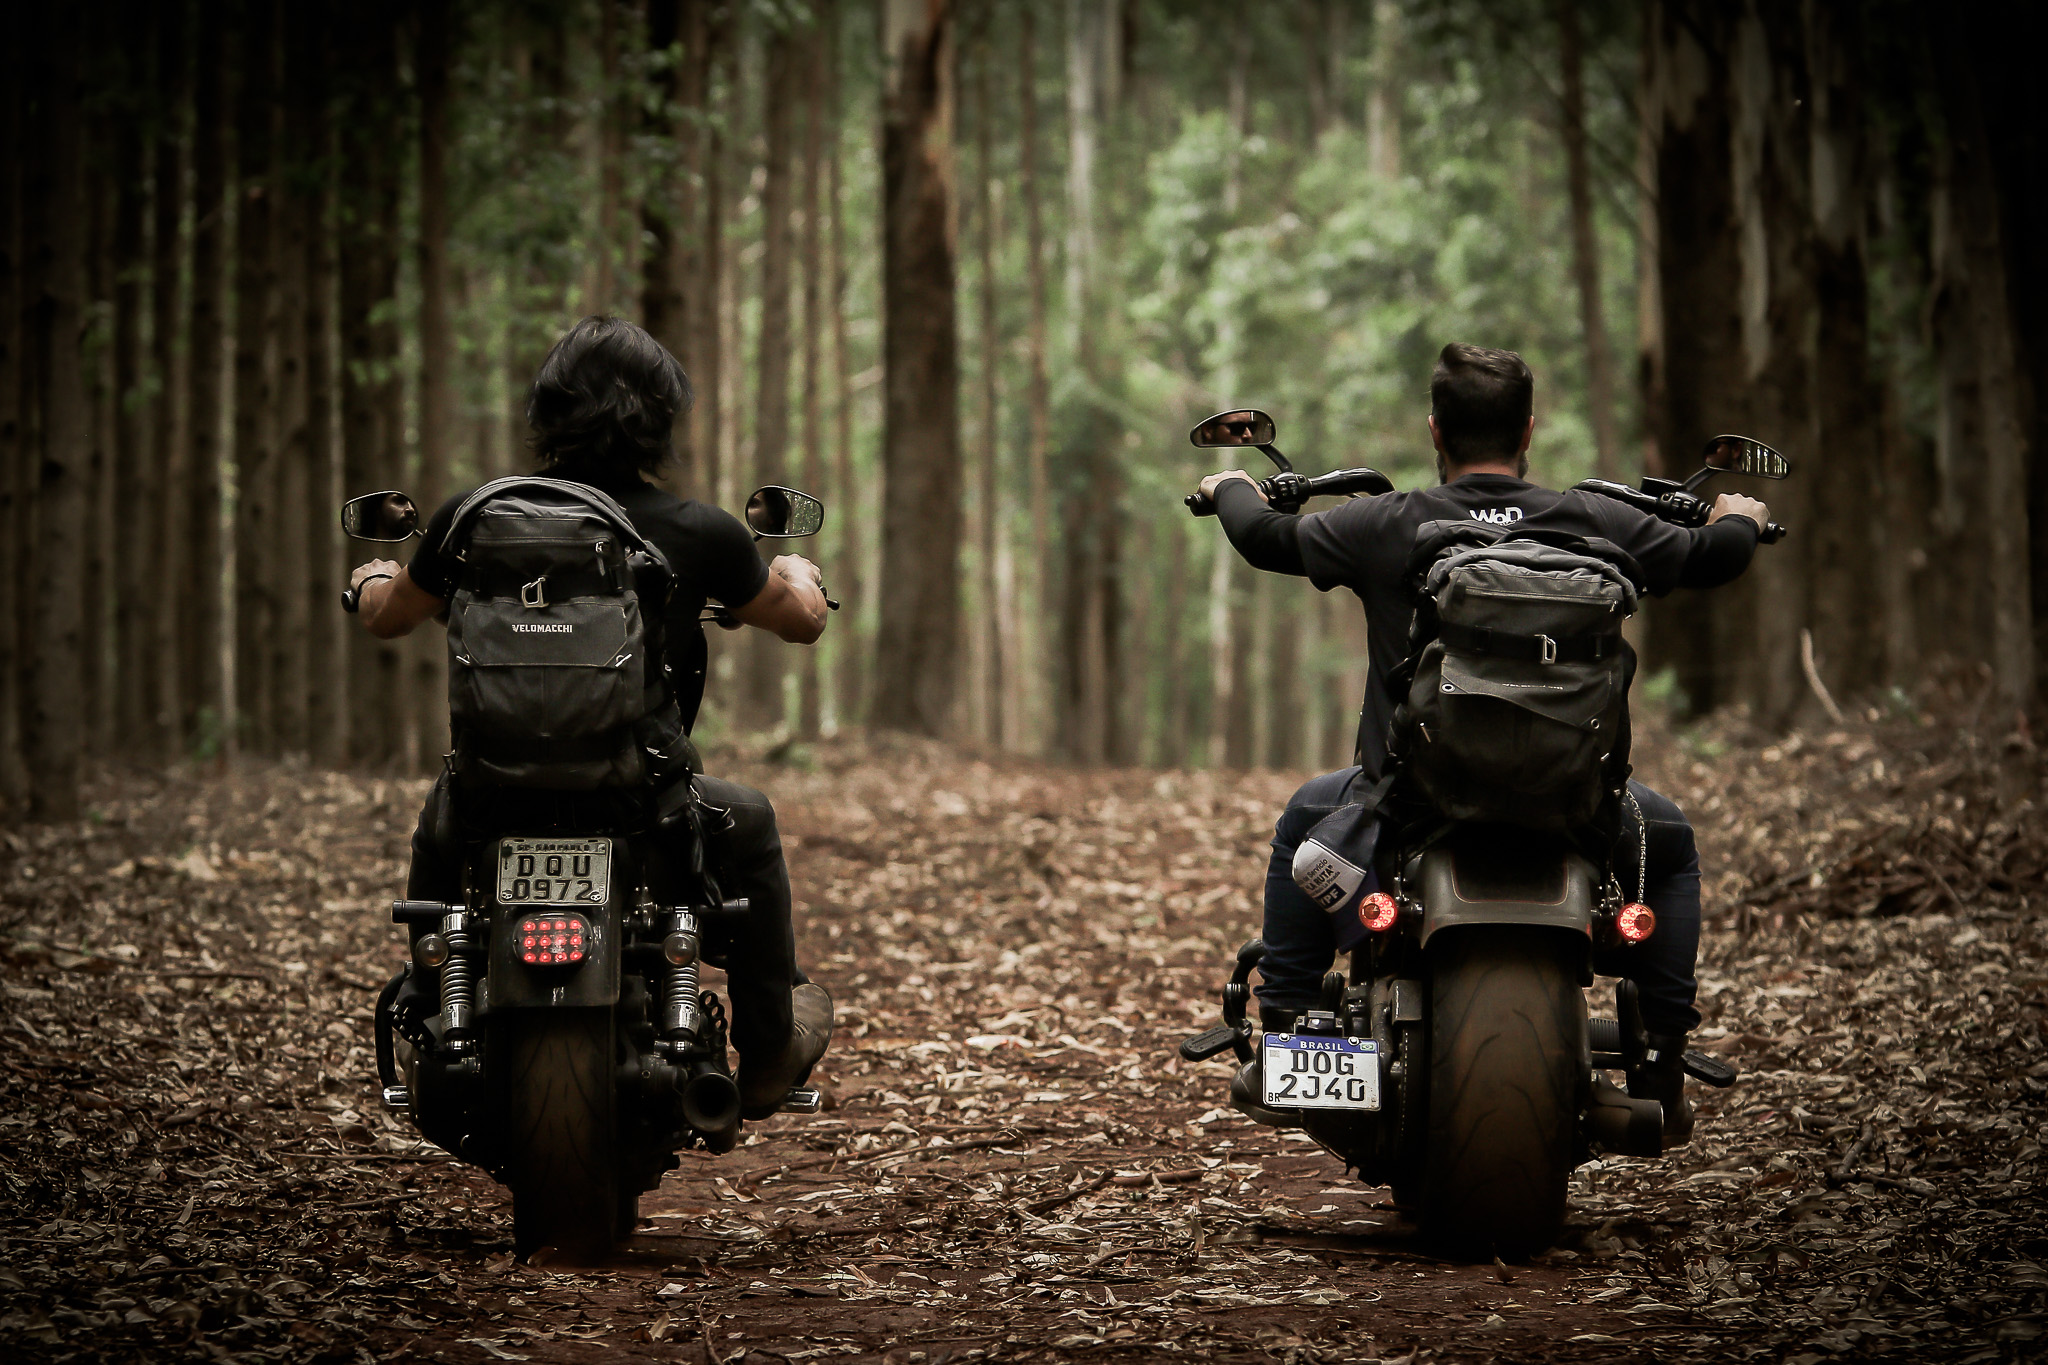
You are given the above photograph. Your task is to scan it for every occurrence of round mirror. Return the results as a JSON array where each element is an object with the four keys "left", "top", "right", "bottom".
[
  {"left": 1189, "top": 409, "right": 1277, "bottom": 449},
  {"left": 341, "top": 490, "right": 420, "bottom": 542},
  {"left": 745, "top": 486, "right": 825, "bottom": 538},
  {"left": 1701, "top": 435, "right": 1791, "bottom": 479}
]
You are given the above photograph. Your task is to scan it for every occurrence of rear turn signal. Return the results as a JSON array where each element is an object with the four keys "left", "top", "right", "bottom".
[
  {"left": 1359, "top": 892, "right": 1401, "bottom": 934},
  {"left": 1617, "top": 902, "right": 1656, "bottom": 942}
]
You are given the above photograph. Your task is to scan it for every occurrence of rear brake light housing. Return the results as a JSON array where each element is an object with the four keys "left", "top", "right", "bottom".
[
  {"left": 519, "top": 913, "right": 591, "bottom": 965},
  {"left": 1616, "top": 902, "right": 1656, "bottom": 942}
]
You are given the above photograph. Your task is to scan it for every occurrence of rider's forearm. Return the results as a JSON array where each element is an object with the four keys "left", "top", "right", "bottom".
[
  {"left": 1677, "top": 517, "right": 1759, "bottom": 590},
  {"left": 1215, "top": 479, "right": 1307, "bottom": 576}
]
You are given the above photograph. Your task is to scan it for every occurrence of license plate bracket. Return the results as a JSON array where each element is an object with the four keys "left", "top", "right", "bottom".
[
  {"left": 1262, "top": 1034, "right": 1381, "bottom": 1111},
  {"left": 496, "top": 838, "right": 612, "bottom": 908}
]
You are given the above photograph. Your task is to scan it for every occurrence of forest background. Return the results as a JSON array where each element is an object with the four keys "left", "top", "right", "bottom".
[{"left": 3, "top": 0, "right": 2043, "bottom": 822}]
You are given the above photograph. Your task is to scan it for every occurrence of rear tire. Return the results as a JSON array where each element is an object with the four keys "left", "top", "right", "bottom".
[
  {"left": 494, "top": 1009, "right": 620, "bottom": 1263},
  {"left": 1419, "top": 929, "right": 1584, "bottom": 1259}
]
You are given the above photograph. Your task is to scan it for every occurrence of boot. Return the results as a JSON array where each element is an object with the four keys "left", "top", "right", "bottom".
[
  {"left": 1628, "top": 1031, "right": 1694, "bottom": 1144},
  {"left": 1229, "top": 1006, "right": 1303, "bottom": 1128},
  {"left": 737, "top": 984, "right": 834, "bottom": 1121}
]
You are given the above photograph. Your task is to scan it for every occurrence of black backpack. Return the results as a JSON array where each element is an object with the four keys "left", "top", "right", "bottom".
[
  {"left": 439, "top": 477, "right": 677, "bottom": 791},
  {"left": 1383, "top": 522, "right": 1643, "bottom": 837}
]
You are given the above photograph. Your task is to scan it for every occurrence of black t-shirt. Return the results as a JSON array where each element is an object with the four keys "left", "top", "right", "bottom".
[
  {"left": 407, "top": 469, "right": 772, "bottom": 730},
  {"left": 1290, "top": 472, "right": 1696, "bottom": 779}
]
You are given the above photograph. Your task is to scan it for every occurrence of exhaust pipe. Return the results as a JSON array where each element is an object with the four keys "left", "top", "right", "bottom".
[
  {"left": 1584, "top": 1074, "right": 1662, "bottom": 1157},
  {"left": 679, "top": 1066, "right": 741, "bottom": 1136}
]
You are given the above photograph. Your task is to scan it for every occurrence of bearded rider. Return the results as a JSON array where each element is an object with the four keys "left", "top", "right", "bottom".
[
  {"left": 1198, "top": 344, "right": 1770, "bottom": 1140},
  {"left": 348, "top": 316, "right": 834, "bottom": 1120}
]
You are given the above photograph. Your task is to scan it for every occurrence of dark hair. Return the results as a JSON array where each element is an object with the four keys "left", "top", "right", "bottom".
[
  {"left": 1430, "top": 343, "right": 1533, "bottom": 464},
  {"left": 526, "top": 316, "right": 693, "bottom": 478}
]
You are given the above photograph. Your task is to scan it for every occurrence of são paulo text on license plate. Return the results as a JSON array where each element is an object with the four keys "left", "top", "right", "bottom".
[
  {"left": 1262, "top": 1035, "right": 1381, "bottom": 1110},
  {"left": 497, "top": 838, "right": 611, "bottom": 906}
]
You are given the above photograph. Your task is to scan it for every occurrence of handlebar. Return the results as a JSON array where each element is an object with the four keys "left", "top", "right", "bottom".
[
  {"left": 1573, "top": 478, "right": 1787, "bottom": 543},
  {"left": 1186, "top": 467, "right": 1395, "bottom": 517}
]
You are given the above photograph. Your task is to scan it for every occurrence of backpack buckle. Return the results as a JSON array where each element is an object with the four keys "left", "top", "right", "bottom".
[
  {"left": 521, "top": 576, "right": 549, "bottom": 609},
  {"left": 1537, "top": 633, "right": 1557, "bottom": 665}
]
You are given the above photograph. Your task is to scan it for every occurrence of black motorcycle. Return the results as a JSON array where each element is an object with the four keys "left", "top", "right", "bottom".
[
  {"left": 1179, "top": 412, "right": 1786, "bottom": 1257},
  {"left": 340, "top": 485, "right": 828, "bottom": 1261}
]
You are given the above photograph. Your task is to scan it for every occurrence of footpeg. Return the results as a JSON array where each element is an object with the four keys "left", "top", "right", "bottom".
[
  {"left": 781, "top": 1087, "right": 823, "bottom": 1114},
  {"left": 1682, "top": 1049, "right": 1737, "bottom": 1088},
  {"left": 1179, "top": 1024, "right": 1251, "bottom": 1063},
  {"left": 381, "top": 1084, "right": 412, "bottom": 1113}
]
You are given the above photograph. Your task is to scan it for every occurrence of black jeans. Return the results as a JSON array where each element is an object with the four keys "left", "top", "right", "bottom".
[
  {"left": 406, "top": 770, "right": 800, "bottom": 1060},
  {"left": 1256, "top": 771, "right": 1703, "bottom": 1036}
]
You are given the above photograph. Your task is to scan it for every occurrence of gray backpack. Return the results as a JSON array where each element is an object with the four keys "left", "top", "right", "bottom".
[
  {"left": 1389, "top": 525, "right": 1641, "bottom": 834},
  {"left": 440, "top": 477, "right": 673, "bottom": 791}
]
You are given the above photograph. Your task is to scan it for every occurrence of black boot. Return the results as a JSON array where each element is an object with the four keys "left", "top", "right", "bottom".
[
  {"left": 1229, "top": 1007, "right": 1302, "bottom": 1128},
  {"left": 1627, "top": 1032, "right": 1694, "bottom": 1143},
  {"left": 737, "top": 984, "right": 834, "bottom": 1120}
]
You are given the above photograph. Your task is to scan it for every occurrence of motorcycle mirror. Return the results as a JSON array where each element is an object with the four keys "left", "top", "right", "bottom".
[
  {"left": 341, "top": 490, "right": 421, "bottom": 542},
  {"left": 1189, "top": 409, "right": 1277, "bottom": 450},
  {"left": 1699, "top": 435, "right": 1791, "bottom": 480},
  {"left": 745, "top": 486, "right": 825, "bottom": 538}
]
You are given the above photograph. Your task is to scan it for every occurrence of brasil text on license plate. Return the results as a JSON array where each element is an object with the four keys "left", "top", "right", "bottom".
[
  {"left": 497, "top": 838, "right": 611, "bottom": 907},
  {"left": 1262, "top": 1035, "right": 1381, "bottom": 1111}
]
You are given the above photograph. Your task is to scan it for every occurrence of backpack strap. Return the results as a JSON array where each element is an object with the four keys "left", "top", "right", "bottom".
[
  {"left": 1437, "top": 620, "right": 1625, "bottom": 665},
  {"left": 439, "top": 476, "right": 670, "bottom": 574}
]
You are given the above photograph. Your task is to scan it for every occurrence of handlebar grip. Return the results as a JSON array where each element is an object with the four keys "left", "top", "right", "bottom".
[
  {"left": 1185, "top": 492, "right": 1216, "bottom": 517},
  {"left": 1760, "top": 521, "right": 1788, "bottom": 544},
  {"left": 341, "top": 586, "right": 361, "bottom": 613}
]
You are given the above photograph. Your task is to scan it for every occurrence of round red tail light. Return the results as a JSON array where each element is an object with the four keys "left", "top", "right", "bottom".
[
  {"left": 1617, "top": 902, "right": 1657, "bottom": 942},
  {"left": 1359, "top": 892, "right": 1401, "bottom": 934}
]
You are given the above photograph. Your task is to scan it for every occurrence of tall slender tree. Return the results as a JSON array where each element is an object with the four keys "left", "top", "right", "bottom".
[
  {"left": 232, "top": 0, "right": 280, "bottom": 756},
  {"left": 873, "top": 0, "right": 962, "bottom": 737},
  {"left": 1555, "top": 0, "right": 1619, "bottom": 479},
  {"left": 970, "top": 0, "right": 1004, "bottom": 747},
  {"left": 184, "top": 0, "right": 231, "bottom": 755},
  {"left": 824, "top": 0, "right": 863, "bottom": 728},
  {"left": 415, "top": 0, "right": 454, "bottom": 764},
  {"left": 24, "top": 3, "right": 90, "bottom": 819},
  {"left": 301, "top": 9, "right": 342, "bottom": 768},
  {"left": 1016, "top": 1, "right": 1051, "bottom": 752},
  {"left": 146, "top": 0, "right": 190, "bottom": 761},
  {"left": 110, "top": 13, "right": 152, "bottom": 752},
  {"left": 796, "top": 20, "right": 826, "bottom": 740},
  {"left": 0, "top": 30, "right": 25, "bottom": 807}
]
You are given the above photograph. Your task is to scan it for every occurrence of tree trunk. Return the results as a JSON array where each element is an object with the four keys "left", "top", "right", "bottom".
[
  {"left": 872, "top": 0, "right": 962, "bottom": 738},
  {"left": 590, "top": 0, "right": 622, "bottom": 315},
  {"left": 232, "top": 0, "right": 279, "bottom": 757},
  {"left": 971, "top": 0, "right": 1003, "bottom": 748},
  {"left": 24, "top": 4, "right": 89, "bottom": 820},
  {"left": 742, "top": 22, "right": 799, "bottom": 733},
  {"left": 1366, "top": 0, "right": 1402, "bottom": 181},
  {"left": 825, "top": 2, "right": 863, "bottom": 729},
  {"left": 640, "top": 0, "right": 686, "bottom": 475},
  {"left": 1016, "top": 1, "right": 1051, "bottom": 752},
  {"left": 416, "top": 0, "right": 453, "bottom": 765},
  {"left": 339, "top": 8, "right": 401, "bottom": 768},
  {"left": 1555, "top": 0, "right": 1619, "bottom": 479},
  {"left": 1639, "top": 0, "right": 1743, "bottom": 717},
  {"left": 303, "top": 62, "right": 342, "bottom": 770},
  {"left": 146, "top": 0, "right": 190, "bottom": 762},
  {"left": 689, "top": 3, "right": 728, "bottom": 507},
  {"left": 0, "top": 34, "right": 26, "bottom": 808},
  {"left": 796, "top": 19, "right": 825, "bottom": 741},
  {"left": 110, "top": 23, "right": 152, "bottom": 753},
  {"left": 271, "top": 0, "right": 313, "bottom": 760},
  {"left": 184, "top": 0, "right": 230, "bottom": 757},
  {"left": 83, "top": 114, "right": 112, "bottom": 756}
]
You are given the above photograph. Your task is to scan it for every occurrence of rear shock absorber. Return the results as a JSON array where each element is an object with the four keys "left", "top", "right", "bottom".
[
  {"left": 439, "top": 910, "right": 477, "bottom": 1051},
  {"left": 659, "top": 908, "right": 703, "bottom": 1053}
]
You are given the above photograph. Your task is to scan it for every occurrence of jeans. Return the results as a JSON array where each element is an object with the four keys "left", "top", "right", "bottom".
[
  {"left": 406, "top": 770, "right": 800, "bottom": 1060},
  {"left": 1257, "top": 769, "right": 1702, "bottom": 1036}
]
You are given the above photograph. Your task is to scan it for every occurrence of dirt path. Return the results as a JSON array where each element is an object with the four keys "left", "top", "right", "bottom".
[{"left": 1, "top": 719, "right": 2043, "bottom": 1362}]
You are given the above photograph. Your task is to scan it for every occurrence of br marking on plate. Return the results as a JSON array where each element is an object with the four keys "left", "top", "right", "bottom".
[{"left": 1262, "top": 1034, "right": 1381, "bottom": 1111}]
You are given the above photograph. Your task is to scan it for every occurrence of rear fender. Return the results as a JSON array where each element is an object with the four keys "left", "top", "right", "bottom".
[
  {"left": 1412, "top": 833, "right": 1597, "bottom": 980},
  {"left": 480, "top": 838, "right": 627, "bottom": 1010}
]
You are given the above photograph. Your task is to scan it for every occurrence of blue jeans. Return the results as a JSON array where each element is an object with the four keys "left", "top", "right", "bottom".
[{"left": 1258, "top": 769, "right": 1703, "bottom": 1036}]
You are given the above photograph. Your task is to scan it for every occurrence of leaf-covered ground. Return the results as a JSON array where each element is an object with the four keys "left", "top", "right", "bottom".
[{"left": 2, "top": 708, "right": 2044, "bottom": 1363}]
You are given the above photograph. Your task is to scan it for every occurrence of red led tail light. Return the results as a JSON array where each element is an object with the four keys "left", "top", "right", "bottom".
[
  {"left": 1359, "top": 892, "right": 1401, "bottom": 933},
  {"left": 519, "top": 914, "right": 591, "bottom": 965},
  {"left": 1617, "top": 902, "right": 1657, "bottom": 942}
]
